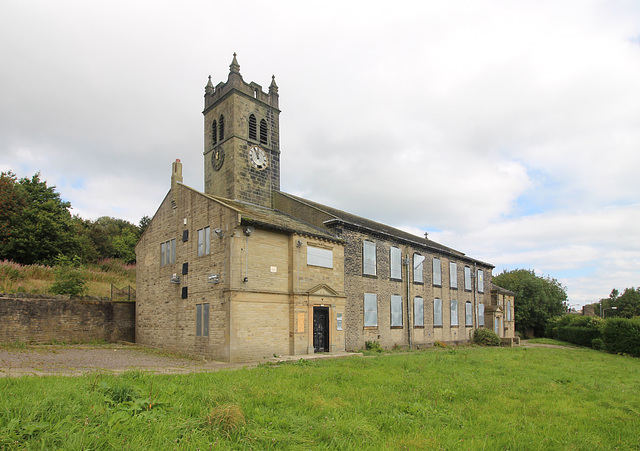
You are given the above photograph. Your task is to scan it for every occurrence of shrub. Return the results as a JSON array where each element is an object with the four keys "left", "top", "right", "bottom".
[
  {"left": 591, "top": 338, "right": 604, "bottom": 350},
  {"left": 602, "top": 317, "right": 640, "bottom": 357},
  {"left": 433, "top": 341, "right": 446, "bottom": 348},
  {"left": 557, "top": 326, "right": 601, "bottom": 348},
  {"left": 472, "top": 328, "right": 500, "bottom": 346},
  {"left": 365, "top": 341, "right": 383, "bottom": 353},
  {"left": 50, "top": 255, "right": 87, "bottom": 297}
]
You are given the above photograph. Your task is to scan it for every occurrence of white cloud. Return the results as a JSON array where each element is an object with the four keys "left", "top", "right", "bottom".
[{"left": 1, "top": 0, "right": 640, "bottom": 306}]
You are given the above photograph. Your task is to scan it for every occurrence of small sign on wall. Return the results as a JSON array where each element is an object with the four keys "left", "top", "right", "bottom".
[
  {"left": 270, "top": 266, "right": 277, "bottom": 273},
  {"left": 336, "top": 313, "right": 343, "bottom": 331}
]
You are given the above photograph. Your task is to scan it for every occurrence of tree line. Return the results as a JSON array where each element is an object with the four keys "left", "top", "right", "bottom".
[
  {"left": 0, "top": 171, "right": 148, "bottom": 265},
  {"left": 590, "top": 288, "right": 640, "bottom": 319}
]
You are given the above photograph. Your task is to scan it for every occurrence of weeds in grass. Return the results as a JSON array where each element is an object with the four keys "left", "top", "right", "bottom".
[{"left": 204, "top": 404, "right": 245, "bottom": 434}]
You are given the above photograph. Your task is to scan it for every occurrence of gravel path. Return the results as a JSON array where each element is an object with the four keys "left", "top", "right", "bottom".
[{"left": 0, "top": 344, "right": 358, "bottom": 377}]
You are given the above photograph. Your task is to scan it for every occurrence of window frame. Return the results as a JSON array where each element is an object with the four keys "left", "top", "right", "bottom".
[
  {"left": 450, "top": 299, "right": 459, "bottom": 326},
  {"left": 449, "top": 261, "right": 457, "bottom": 289},
  {"left": 362, "top": 240, "right": 376, "bottom": 276},
  {"left": 364, "top": 293, "right": 378, "bottom": 327},
  {"left": 413, "top": 296, "right": 424, "bottom": 327},
  {"left": 390, "top": 246, "right": 402, "bottom": 281},
  {"left": 478, "top": 303, "right": 485, "bottom": 327},
  {"left": 196, "top": 303, "right": 210, "bottom": 337},
  {"left": 477, "top": 269, "right": 484, "bottom": 293},
  {"left": 506, "top": 300, "right": 512, "bottom": 321},
  {"left": 259, "top": 118, "right": 268, "bottom": 144},
  {"left": 433, "top": 258, "right": 442, "bottom": 287},
  {"left": 160, "top": 238, "right": 176, "bottom": 266},
  {"left": 465, "top": 301, "right": 473, "bottom": 326},
  {"left": 197, "top": 226, "right": 211, "bottom": 257},
  {"left": 390, "top": 295, "right": 403, "bottom": 328},
  {"left": 413, "top": 253, "right": 425, "bottom": 284},
  {"left": 464, "top": 266, "right": 472, "bottom": 291},
  {"left": 433, "top": 298, "right": 443, "bottom": 327},
  {"left": 248, "top": 114, "right": 257, "bottom": 140}
]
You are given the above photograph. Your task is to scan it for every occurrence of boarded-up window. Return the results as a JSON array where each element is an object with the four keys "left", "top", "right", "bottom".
[
  {"left": 465, "top": 302, "right": 473, "bottom": 326},
  {"left": 413, "top": 254, "right": 425, "bottom": 283},
  {"left": 196, "top": 304, "right": 202, "bottom": 336},
  {"left": 391, "top": 295, "right": 403, "bottom": 327},
  {"left": 451, "top": 299, "right": 459, "bottom": 326},
  {"left": 307, "top": 246, "right": 333, "bottom": 268},
  {"left": 433, "top": 258, "right": 442, "bottom": 286},
  {"left": 506, "top": 301, "right": 512, "bottom": 321},
  {"left": 478, "top": 303, "right": 485, "bottom": 327},
  {"left": 434, "top": 298, "right": 443, "bottom": 326},
  {"left": 477, "top": 269, "right": 484, "bottom": 293},
  {"left": 464, "top": 266, "right": 472, "bottom": 291},
  {"left": 414, "top": 297, "right": 424, "bottom": 327},
  {"left": 364, "top": 293, "right": 377, "bottom": 327},
  {"left": 450, "top": 262, "right": 457, "bottom": 288},
  {"left": 390, "top": 247, "right": 402, "bottom": 280},
  {"left": 363, "top": 241, "right": 376, "bottom": 276}
]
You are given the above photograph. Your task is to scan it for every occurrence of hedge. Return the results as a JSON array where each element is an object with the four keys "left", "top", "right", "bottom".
[
  {"left": 556, "top": 326, "right": 602, "bottom": 348},
  {"left": 602, "top": 317, "right": 640, "bottom": 357}
]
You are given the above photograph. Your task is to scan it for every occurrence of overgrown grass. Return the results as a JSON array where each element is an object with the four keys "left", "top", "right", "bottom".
[
  {"left": 1, "top": 346, "right": 639, "bottom": 449},
  {"left": 0, "top": 259, "right": 135, "bottom": 297}
]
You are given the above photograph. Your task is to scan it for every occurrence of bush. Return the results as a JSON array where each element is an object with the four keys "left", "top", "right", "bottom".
[
  {"left": 557, "top": 326, "right": 602, "bottom": 348},
  {"left": 602, "top": 317, "right": 640, "bottom": 357},
  {"left": 50, "top": 255, "right": 87, "bottom": 297},
  {"left": 365, "top": 341, "right": 383, "bottom": 353},
  {"left": 546, "top": 315, "right": 604, "bottom": 348},
  {"left": 472, "top": 328, "right": 500, "bottom": 346},
  {"left": 591, "top": 338, "right": 604, "bottom": 350}
]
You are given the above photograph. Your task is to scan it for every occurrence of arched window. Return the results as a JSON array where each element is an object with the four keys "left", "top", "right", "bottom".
[
  {"left": 211, "top": 120, "right": 217, "bottom": 145},
  {"left": 218, "top": 115, "right": 225, "bottom": 141},
  {"left": 248, "top": 114, "right": 257, "bottom": 140},
  {"left": 260, "top": 119, "right": 268, "bottom": 144}
]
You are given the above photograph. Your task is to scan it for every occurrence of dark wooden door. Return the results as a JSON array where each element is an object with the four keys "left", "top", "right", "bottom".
[{"left": 313, "top": 307, "right": 329, "bottom": 353}]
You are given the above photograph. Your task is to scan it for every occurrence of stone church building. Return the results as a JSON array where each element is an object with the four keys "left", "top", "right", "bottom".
[{"left": 136, "top": 55, "right": 516, "bottom": 362}]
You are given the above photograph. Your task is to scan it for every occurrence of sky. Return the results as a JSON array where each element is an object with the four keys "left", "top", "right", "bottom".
[{"left": 2, "top": 0, "right": 640, "bottom": 307}]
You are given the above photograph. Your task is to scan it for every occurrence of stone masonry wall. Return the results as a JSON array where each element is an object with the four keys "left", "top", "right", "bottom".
[{"left": 0, "top": 294, "right": 135, "bottom": 344}]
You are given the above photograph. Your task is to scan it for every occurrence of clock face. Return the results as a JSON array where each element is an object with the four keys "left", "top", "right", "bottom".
[
  {"left": 249, "top": 145, "right": 268, "bottom": 170},
  {"left": 211, "top": 146, "right": 225, "bottom": 171}
]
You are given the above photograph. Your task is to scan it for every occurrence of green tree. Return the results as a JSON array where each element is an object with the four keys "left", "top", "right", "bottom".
[
  {"left": 86, "top": 216, "right": 140, "bottom": 263},
  {"left": 0, "top": 171, "right": 27, "bottom": 251},
  {"left": 50, "top": 254, "right": 87, "bottom": 297},
  {"left": 0, "top": 172, "right": 78, "bottom": 265},
  {"left": 493, "top": 269, "right": 567, "bottom": 337}
]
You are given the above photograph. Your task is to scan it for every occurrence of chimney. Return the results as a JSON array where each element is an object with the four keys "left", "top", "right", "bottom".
[{"left": 171, "top": 159, "right": 183, "bottom": 189}]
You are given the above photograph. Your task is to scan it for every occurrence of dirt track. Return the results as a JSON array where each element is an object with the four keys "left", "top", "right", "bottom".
[{"left": 0, "top": 343, "right": 358, "bottom": 377}]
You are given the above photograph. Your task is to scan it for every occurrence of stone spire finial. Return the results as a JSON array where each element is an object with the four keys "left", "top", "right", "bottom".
[
  {"left": 229, "top": 52, "right": 240, "bottom": 74},
  {"left": 269, "top": 75, "right": 278, "bottom": 94},
  {"left": 205, "top": 75, "right": 214, "bottom": 95}
]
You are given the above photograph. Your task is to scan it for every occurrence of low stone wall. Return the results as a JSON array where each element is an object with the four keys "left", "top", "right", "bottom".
[{"left": 0, "top": 293, "right": 135, "bottom": 344}]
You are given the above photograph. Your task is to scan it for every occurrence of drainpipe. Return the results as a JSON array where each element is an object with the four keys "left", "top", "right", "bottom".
[
  {"left": 404, "top": 253, "right": 412, "bottom": 349},
  {"left": 473, "top": 262, "right": 478, "bottom": 335}
]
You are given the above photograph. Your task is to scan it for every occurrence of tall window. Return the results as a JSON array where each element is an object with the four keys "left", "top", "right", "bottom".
[
  {"left": 212, "top": 120, "right": 218, "bottom": 145},
  {"left": 259, "top": 119, "right": 268, "bottom": 144},
  {"left": 434, "top": 298, "right": 443, "bottom": 326},
  {"left": 391, "top": 295, "right": 403, "bottom": 327},
  {"left": 506, "top": 301, "right": 512, "bottom": 321},
  {"left": 478, "top": 303, "right": 485, "bottom": 327},
  {"left": 198, "top": 227, "right": 210, "bottom": 256},
  {"left": 196, "top": 303, "right": 209, "bottom": 337},
  {"left": 464, "top": 266, "right": 472, "bottom": 291},
  {"left": 433, "top": 258, "right": 442, "bottom": 286},
  {"left": 450, "top": 262, "right": 457, "bottom": 288},
  {"left": 414, "top": 297, "right": 424, "bottom": 327},
  {"left": 390, "top": 247, "right": 402, "bottom": 280},
  {"left": 218, "top": 115, "right": 225, "bottom": 141},
  {"left": 413, "top": 254, "right": 425, "bottom": 283},
  {"left": 364, "top": 293, "right": 377, "bottom": 327},
  {"left": 465, "top": 302, "right": 473, "bottom": 326},
  {"left": 248, "top": 114, "right": 257, "bottom": 140},
  {"left": 477, "top": 269, "right": 484, "bottom": 293},
  {"left": 363, "top": 240, "right": 376, "bottom": 276},
  {"left": 160, "top": 239, "right": 176, "bottom": 266},
  {"left": 450, "top": 299, "right": 459, "bottom": 326},
  {"left": 307, "top": 246, "right": 333, "bottom": 268}
]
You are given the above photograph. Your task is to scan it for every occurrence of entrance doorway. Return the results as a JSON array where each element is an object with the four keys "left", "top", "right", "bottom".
[{"left": 313, "top": 307, "right": 329, "bottom": 353}]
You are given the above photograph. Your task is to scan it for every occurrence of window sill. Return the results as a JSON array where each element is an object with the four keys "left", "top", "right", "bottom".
[
  {"left": 433, "top": 284, "right": 442, "bottom": 288},
  {"left": 363, "top": 326, "right": 378, "bottom": 330},
  {"left": 413, "top": 325, "right": 424, "bottom": 329},
  {"left": 433, "top": 325, "right": 443, "bottom": 328},
  {"left": 390, "top": 278, "right": 402, "bottom": 282},
  {"left": 413, "top": 281, "right": 424, "bottom": 286},
  {"left": 390, "top": 326, "right": 403, "bottom": 329},
  {"left": 362, "top": 274, "right": 378, "bottom": 279}
]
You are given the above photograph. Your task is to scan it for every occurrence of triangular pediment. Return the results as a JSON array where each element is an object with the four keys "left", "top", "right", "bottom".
[{"left": 307, "top": 284, "right": 340, "bottom": 297}]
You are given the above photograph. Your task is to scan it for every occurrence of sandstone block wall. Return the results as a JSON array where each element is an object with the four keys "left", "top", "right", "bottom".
[{"left": 0, "top": 294, "right": 135, "bottom": 344}]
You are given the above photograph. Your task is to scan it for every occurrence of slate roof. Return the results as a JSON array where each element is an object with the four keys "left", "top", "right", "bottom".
[
  {"left": 276, "top": 191, "right": 494, "bottom": 267},
  {"left": 180, "top": 183, "right": 340, "bottom": 243}
]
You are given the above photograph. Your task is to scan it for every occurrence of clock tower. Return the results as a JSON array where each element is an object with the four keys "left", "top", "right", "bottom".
[{"left": 203, "top": 54, "right": 280, "bottom": 208}]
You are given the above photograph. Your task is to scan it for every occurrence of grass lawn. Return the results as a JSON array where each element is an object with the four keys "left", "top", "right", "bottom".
[{"left": 1, "top": 345, "right": 638, "bottom": 449}]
